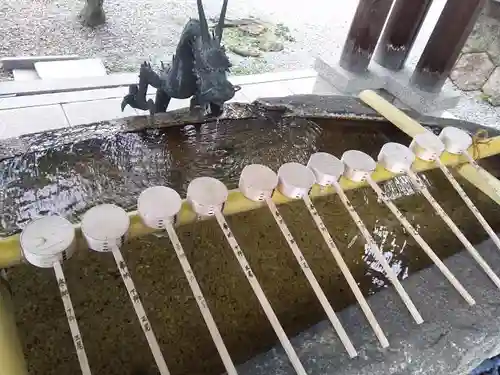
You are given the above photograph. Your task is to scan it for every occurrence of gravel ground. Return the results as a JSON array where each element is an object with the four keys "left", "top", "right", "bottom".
[
  {"left": 0, "top": 0, "right": 353, "bottom": 76},
  {"left": 0, "top": 0, "right": 499, "bottom": 127}
]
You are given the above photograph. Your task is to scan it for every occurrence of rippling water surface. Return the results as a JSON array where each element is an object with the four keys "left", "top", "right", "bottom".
[
  {"left": 0, "top": 116, "right": 393, "bottom": 236},
  {"left": 5, "top": 115, "right": 500, "bottom": 375}
]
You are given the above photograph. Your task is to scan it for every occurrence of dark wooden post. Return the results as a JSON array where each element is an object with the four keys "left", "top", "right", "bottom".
[
  {"left": 339, "top": 0, "right": 394, "bottom": 74},
  {"left": 375, "top": 0, "right": 434, "bottom": 71},
  {"left": 410, "top": 0, "right": 486, "bottom": 92}
]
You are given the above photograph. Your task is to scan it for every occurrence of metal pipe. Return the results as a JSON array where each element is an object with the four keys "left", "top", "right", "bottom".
[
  {"left": 374, "top": 0, "right": 434, "bottom": 71},
  {"left": 339, "top": 0, "right": 394, "bottom": 73},
  {"left": 0, "top": 273, "right": 29, "bottom": 375},
  {"left": 410, "top": 0, "right": 486, "bottom": 92}
]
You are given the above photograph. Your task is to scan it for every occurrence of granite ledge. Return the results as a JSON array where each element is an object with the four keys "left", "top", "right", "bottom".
[{"left": 237, "top": 237, "right": 500, "bottom": 375}]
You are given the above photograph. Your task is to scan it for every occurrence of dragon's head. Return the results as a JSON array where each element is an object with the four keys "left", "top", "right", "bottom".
[{"left": 194, "top": 0, "right": 240, "bottom": 108}]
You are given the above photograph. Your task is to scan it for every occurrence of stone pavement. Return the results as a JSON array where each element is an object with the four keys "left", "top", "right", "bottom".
[
  {"left": 0, "top": 69, "right": 335, "bottom": 139},
  {"left": 451, "top": 13, "right": 500, "bottom": 106}
]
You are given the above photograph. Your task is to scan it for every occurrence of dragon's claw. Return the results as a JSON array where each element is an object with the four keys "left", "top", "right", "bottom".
[
  {"left": 121, "top": 84, "right": 153, "bottom": 113},
  {"left": 120, "top": 96, "right": 131, "bottom": 112},
  {"left": 139, "top": 61, "right": 155, "bottom": 77}
]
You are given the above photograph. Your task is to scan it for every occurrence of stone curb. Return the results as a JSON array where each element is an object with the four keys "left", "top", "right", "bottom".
[{"left": 238, "top": 236, "right": 500, "bottom": 375}]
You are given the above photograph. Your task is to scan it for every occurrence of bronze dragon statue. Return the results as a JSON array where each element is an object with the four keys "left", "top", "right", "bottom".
[{"left": 121, "top": 0, "right": 240, "bottom": 117}]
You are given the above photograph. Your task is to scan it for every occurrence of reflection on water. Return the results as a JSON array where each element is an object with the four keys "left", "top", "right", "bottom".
[
  {"left": 382, "top": 175, "right": 418, "bottom": 200},
  {"left": 3, "top": 114, "right": 494, "bottom": 294},
  {"left": 6, "top": 115, "right": 500, "bottom": 375},
  {"left": 368, "top": 221, "right": 410, "bottom": 284},
  {"left": 0, "top": 116, "right": 390, "bottom": 236},
  {"left": 0, "top": 115, "right": 477, "bottom": 292}
]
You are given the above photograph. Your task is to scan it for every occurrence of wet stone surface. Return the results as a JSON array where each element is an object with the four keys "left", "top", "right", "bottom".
[{"left": 239, "top": 234, "right": 500, "bottom": 375}]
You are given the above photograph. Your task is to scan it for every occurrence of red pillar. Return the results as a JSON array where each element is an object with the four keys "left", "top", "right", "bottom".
[
  {"left": 375, "top": 0, "right": 434, "bottom": 71},
  {"left": 339, "top": 0, "right": 395, "bottom": 74},
  {"left": 410, "top": 0, "right": 486, "bottom": 92}
]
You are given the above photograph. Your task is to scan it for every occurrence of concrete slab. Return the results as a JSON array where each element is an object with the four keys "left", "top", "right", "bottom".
[
  {"left": 62, "top": 97, "right": 138, "bottom": 126},
  {"left": 34, "top": 59, "right": 107, "bottom": 80},
  {"left": 0, "top": 55, "right": 81, "bottom": 71},
  {"left": 0, "top": 67, "right": 465, "bottom": 138},
  {"left": 392, "top": 98, "right": 414, "bottom": 111},
  {"left": 228, "top": 88, "right": 251, "bottom": 103},
  {"left": 314, "top": 54, "right": 461, "bottom": 115},
  {"left": 432, "top": 110, "right": 458, "bottom": 119},
  {"left": 230, "top": 69, "right": 318, "bottom": 86},
  {"left": 0, "top": 72, "right": 308, "bottom": 120},
  {"left": 0, "top": 71, "right": 313, "bottom": 98},
  {"left": 285, "top": 76, "right": 339, "bottom": 96},
  {"left": 382, "top": 66, "right": 461, "bottom": 115},
  {"left": 0, "top": 87, "right": 133, "bottom": 110},
  {"left": 315, "top": 56, "right": 385, "bottom": 95},
  {"left": 240, "top": 81, "right": 294, "bottom": 102},
  {"left": 136, "top": 91, "right": 249, "bottom": 116},
  {"left": 0, "top": 73, "right": 137, "bottom": 96},
  {"left": 136, "top": 78, "right": 297, "bottom": 114},
  {"left": 0, "top": 105, "right": 69, "bottom": 139},
  {"left": 12, "top": 69, "right": 39, "bottom": 82},
  {"left": 137, "top": 97, "right": 192, "bottom": 116}
]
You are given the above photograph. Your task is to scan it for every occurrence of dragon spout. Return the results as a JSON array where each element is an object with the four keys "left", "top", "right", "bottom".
[{"left": 121, "top": 0, "right": 235, "bottom": 117}]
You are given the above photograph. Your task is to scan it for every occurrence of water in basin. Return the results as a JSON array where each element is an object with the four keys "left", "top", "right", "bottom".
[{"left": 3, "top": 115, "right": 500, "bottom": 375}]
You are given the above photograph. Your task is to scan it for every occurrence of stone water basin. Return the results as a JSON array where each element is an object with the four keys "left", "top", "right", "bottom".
[{"left": 2, "top": 96, "right": 500, "bottom": 375}]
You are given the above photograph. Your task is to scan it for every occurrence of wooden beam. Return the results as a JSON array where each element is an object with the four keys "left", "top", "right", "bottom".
[{"left": 375, "top": 0, "right": 434, "bottom": 71}]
